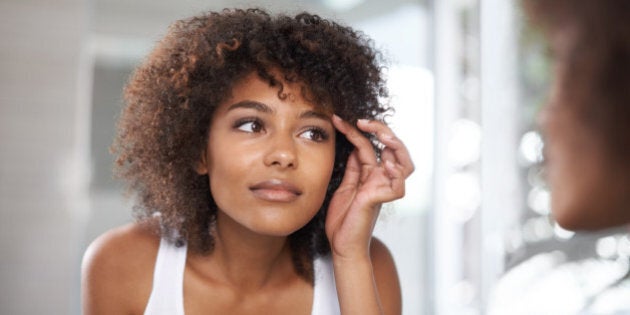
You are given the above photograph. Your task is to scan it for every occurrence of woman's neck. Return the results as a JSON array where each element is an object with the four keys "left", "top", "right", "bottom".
[{"left": 190, "top": 211, "right": 296, "bottom": 292}]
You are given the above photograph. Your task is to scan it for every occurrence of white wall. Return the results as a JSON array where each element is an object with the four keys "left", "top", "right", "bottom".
[{"left": 0, "top": 1, "right": 88, "bottom": 314}]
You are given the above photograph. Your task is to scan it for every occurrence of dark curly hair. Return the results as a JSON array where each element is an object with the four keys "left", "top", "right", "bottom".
[
  {"left": 112, "top": 8, "right": 389, "bottom": 279},
  {"left": 524, "top": 0, "right": 630, "bottom": 165}
]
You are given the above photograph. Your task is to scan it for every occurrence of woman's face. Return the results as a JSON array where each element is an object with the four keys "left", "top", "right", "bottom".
[
  {"left": 539, "top": 26, "right": 630, "bottom": 230},
  {"left": 197, "top": 72, "right": 336, "bottom": 236}
]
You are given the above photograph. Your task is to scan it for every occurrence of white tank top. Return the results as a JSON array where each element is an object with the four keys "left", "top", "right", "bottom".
[{"left": 144, "top": 238, "right": 340, "bottom": 315}]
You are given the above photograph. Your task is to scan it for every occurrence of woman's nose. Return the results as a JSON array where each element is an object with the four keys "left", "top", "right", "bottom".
[{"left": 263, "top": 134, "right": 298, "bottom": 169}]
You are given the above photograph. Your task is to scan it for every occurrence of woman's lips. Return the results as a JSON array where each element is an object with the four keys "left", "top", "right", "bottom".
[{"left": 249, "top": 179, "right": 302, "bottom": 202}]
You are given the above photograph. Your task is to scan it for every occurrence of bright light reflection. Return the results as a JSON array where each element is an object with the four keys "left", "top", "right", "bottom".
[
  {"left": 617, "top": 235, "right": 630, "bottom": 257},
  {"left": 447, "top": 119, "right": 481, "bottom": 168},
  {"left": 553, "top": 222, "right": 575, "bottom": 240},
  {"left": 445, "top": 171, "right": 480, "bottom": 223},
  {"left": 596, "top": 236, "right": 618, "bottom": 259},
  {"left": 385, "top": 65, "right": 434, "bottom": 214},
  {"left": 519, "top": 131, "right": 544, "bottom": 165},
  {"left": 527, "top": 186, "right": 551, "bottom": 216},
  {"left": 450, "top": 280, "right": 476, "bottom": 306}
]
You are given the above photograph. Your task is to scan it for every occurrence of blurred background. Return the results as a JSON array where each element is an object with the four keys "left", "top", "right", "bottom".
[{"left": 1, "top": 0, "right": 627, "bottom": 314}]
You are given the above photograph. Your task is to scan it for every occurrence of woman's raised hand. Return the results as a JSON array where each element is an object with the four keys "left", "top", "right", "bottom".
[{"left": 326, "top": 115, "right": 414, "bottom": 260}]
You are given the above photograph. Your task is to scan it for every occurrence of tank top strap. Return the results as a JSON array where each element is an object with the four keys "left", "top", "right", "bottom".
[
  {"left": 311, "top": 255, "right": 340, "bottom": 315},
  {"left": 144, "top": 238, "right": 187, "bottom": 315}
]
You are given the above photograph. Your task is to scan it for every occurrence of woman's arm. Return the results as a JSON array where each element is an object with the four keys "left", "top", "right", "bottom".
[
  {"left": 331, "top": 237, "right": 402, "bottom": 315},
  {"left": 327, "top": 116, "right": 413, "bottom": 315},
  {"left": 81, "top": 223, "right": 158, "bottom": 315}
]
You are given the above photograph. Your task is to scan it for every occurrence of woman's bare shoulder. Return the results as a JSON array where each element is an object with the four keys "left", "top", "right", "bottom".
[
  {"left": 370, "top": 237, "right": 402, "bottom": 315},
  {"left": 81, "top": 222, "right": 161, "bottom": 314},
  {"left": 83, "top": 222, "right": 160, "bottom": 270}
]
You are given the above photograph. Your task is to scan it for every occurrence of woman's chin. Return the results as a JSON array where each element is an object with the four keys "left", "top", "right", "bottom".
[{"left": 551, "top": 189, "right": 630, "bottom": 231}]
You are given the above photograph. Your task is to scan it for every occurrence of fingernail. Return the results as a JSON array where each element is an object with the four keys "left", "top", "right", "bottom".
[{"left": 357, "top": 119, "right": 370, "bottom": 125}]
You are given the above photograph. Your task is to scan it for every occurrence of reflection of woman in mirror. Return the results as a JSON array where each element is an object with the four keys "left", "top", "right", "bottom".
[
  {"left": 490, "top": 1, "right": 630, "bottom": 314},
  {"left": 526, "top": 0, "right": 630, "bottom": 231},
  {"left": 527, "top": 0, "right": 630, "bottom": 229},
  {"left": 81, "top": 8, "right": 413, "bottom": 315},
  {"left": 531, "top": 1, "right": 630, "bottom": 310}
]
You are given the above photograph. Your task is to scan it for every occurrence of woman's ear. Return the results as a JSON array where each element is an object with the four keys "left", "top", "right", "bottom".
[{"left": 195, "top": 149, "right": 209, "bottom": 175}]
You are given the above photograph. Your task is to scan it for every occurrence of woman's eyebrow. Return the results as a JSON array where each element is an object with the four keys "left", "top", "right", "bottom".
[
  {"left": 299, "top": 110, "right": 331, "bottom": 122},
  {"left": 228, "top": 100, "right": 330, "bottom": 122},
  {"left": 227, "top": 100, "right": 274, "bottom": 113}
]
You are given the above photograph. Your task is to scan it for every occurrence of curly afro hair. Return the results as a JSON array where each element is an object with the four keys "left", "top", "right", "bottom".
[{"left": 112, "top": 8, "right": 389, "bottom": 279}]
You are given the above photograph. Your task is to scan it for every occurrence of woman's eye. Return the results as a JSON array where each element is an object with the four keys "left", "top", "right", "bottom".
[
  {"left": 300, "top": 128, "right": 329, "bottom": 142},
  {"left": 235, "top": 120, "right": 263, "bottom": 133}
]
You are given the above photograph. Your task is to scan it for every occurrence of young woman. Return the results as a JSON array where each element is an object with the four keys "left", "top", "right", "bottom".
[{"left": 81, "top": 9, "right": 413, "bottom": 315}]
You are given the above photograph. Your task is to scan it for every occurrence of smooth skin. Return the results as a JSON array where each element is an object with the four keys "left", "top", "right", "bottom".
[
  {"left": 538, "top": 25, "right": 630, "bottom": 230},
  {"left": 82, "top": 72, "right": 413, "bottom": 315}
]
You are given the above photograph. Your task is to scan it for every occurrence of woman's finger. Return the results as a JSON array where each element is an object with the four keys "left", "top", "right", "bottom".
[
  {"left": 338, "top": 150, "right": 361, "bottom": 188},
  {"left": 384, "top": 160, "right": 405, "bottom": 197},
  {"left": 381, "top": 147, "right": 396, "bottom": 166},
  {"left": 360, "top": 163, "right": 405, "bottom": 203},
  {"left": 356, "top": 119, "right": 415, "bottom": 177},
  {"left": 332, "top": 115, "right": 378, "bottom": 166}
]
